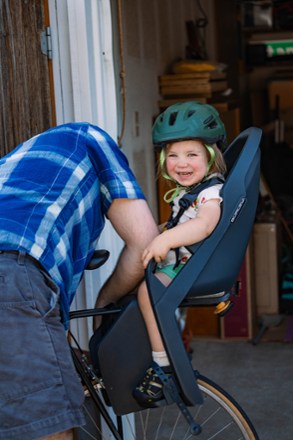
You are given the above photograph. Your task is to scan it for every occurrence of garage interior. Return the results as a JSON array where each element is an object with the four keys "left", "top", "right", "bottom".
[{"left": 113, "top": 0, "right": 293, "bottom": 344}]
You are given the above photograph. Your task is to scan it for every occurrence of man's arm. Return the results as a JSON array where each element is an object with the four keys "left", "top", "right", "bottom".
[{"left": 94, "top": 198, "right": 159, "bottom": 309}]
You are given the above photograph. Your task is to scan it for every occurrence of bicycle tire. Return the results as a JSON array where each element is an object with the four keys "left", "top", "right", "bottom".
[{"left": 75, "top": 371, "right": 258, "bottom": 440}]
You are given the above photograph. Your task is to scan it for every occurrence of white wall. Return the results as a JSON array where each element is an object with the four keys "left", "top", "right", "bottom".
[
  {"left": 114, "top": 0, "right": 216, "bottom": 218},
  {"left": 48, "top": 0, "right": 124, "bottom": 346}
]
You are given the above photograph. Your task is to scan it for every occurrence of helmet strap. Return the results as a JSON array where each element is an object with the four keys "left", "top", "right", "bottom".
[
  {"left": 205, "top": 144, "right": 215, "bottom": 176},
  {"left": 159, "top": 149, "right": 175, "bottom": 182},
  {"left": 160, "top": 150, "right": 186, "bottom": 203},
  {"left": 163, "top": 186, "right": 185, "bottom": 203}
]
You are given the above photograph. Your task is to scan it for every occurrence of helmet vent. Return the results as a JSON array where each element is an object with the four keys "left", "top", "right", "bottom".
[
  {"left": 169, "top": 111, "right": 178, "bottom": 126},
  {"left": 187, "top": 110, "right": 196, "bottom": 118},
  {"left": 204, "top": 115, "right": 218, "bottom": 129},
  {"left": 208, "top": 121, "right": 218, "bottom": 129}
]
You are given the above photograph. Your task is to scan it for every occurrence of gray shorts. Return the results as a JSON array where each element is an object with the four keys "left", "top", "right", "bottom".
[{"left": 0, "top": 251, "right": 86, "bottom": 440}]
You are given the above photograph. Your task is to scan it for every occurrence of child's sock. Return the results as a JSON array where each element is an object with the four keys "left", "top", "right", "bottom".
[{"left": 152, "top": 350, "right": 170, "bottom": 367}]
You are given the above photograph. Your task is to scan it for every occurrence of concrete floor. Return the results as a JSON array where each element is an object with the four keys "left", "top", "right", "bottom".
[{"left": 190, "top": 336, "right": 293, "bottom": 440}]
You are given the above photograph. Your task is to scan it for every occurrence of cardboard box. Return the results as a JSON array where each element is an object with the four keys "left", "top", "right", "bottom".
[
  {"left": 253, "top": 223, "right": 280, "bottom": 315},
  {"left": 268, "top": 79, "right": 293, "bottom": 111}
]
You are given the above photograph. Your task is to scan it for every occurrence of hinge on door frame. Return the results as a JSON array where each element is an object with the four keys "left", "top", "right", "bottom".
[{"left": 40, "top": 26, "right": 52, "bottom": 59}]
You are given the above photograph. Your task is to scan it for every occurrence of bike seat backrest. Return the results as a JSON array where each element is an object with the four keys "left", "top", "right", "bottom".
[
  {"left": 146, "top": 127, "right": 262, "bottom": 307},
  {"left": 183, "top": 126, "right": 262, "bottom": 299}
]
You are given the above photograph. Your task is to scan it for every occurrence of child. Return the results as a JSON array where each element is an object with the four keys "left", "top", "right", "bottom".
[{"left": 133, "top": 101, "right": 227, "bottom": 407}]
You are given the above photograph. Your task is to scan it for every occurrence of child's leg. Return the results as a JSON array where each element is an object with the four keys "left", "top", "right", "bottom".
[
  {"left": 134, "top": 272, "right": 174, "bottom": 406},
  {"left": 137, "top": 272, "right": 172, "bottom": 365}
]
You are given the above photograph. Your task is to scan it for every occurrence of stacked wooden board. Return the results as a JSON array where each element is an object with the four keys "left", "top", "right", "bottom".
[{"left": 158, "top": 69, "right": 228, "bottom": 110}]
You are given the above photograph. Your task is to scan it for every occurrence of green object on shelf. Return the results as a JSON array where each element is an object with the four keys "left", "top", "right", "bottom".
[{"left": 266, "top": 39, "right": 293, "bottom": 58}]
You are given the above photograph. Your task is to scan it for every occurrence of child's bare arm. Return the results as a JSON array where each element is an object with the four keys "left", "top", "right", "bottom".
[{"left": 142, "top": 199, "right": 221, "bottom": 268}]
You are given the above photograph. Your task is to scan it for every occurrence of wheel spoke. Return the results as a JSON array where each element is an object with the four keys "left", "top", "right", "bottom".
[{"left": 75, "top": 373, "right": 257, "bottom": 439}]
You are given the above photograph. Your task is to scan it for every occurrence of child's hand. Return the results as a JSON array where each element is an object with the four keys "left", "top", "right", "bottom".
[{"left": 142, "top": 233, "right": 170, "bottom": 268}]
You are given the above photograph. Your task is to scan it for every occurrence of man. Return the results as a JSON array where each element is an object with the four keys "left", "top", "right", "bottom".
[{"left": 0, "top": 122, "right": 158, "bottom": 440}]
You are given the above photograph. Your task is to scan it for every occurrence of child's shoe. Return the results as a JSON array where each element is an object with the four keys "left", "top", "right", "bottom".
[{"left": 133, "top": 362, "right": 172, "bottom": 407}]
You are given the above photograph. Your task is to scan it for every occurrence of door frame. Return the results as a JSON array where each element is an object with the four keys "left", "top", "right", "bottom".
[{"left": 48, "top": 0, "right": 123, "bottom": 344}]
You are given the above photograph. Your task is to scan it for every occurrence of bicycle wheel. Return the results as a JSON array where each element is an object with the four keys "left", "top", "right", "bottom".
[
  {"left": 75, "top": 387, "right": 102, "bottom": 439},
  {"left": 75, "top": 371, "right": 258, "bottom": 440}
]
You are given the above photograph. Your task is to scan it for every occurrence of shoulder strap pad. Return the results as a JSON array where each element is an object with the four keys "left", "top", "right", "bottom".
[
  {"left": 166, "top": 176, "right": 224, "bottom": 230},
  {"left": 179, "top": 176, "right": 225, "bottom": 210}
]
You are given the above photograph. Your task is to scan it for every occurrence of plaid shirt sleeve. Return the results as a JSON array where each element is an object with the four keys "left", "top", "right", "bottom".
[{"left": 86, "top": 125, "right": 145, "bottom": 214}]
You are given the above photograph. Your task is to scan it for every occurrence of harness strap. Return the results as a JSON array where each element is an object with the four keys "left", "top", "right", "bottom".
[
  {"left": 166, "top": 176, "right": 224, "bottom": 230},
  {"left": 165, "top": 176, "right": 225, "bottom": 269}
]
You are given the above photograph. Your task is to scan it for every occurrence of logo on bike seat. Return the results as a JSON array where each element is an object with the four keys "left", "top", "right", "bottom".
[{"left": 230, "top": 197, "right": 246, "bottom": 223}]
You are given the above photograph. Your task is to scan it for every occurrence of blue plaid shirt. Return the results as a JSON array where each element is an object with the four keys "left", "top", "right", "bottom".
[{"left": 0, "top": 123, "right": 145, "bottom": 326}]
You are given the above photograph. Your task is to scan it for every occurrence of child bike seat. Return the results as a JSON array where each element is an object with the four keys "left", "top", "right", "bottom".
[{"left": 145, "top": 126, "right": 262, "bottom": 405}]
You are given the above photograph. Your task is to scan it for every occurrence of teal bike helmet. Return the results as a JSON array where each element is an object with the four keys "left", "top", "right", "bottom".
[{"left": 152, "top": 101, "right": 227, "bottom": 150}]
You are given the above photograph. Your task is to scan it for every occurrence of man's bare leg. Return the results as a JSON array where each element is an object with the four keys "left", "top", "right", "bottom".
[{"left": 40, "top": 429, "right": 73, "bottom": 440}]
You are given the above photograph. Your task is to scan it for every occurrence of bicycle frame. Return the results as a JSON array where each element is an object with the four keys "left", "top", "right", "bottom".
[{"left": 69, "top": 313, "right": 124, "bottom": 440}]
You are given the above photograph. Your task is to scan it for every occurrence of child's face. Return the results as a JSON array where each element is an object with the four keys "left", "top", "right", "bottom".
[{"left": 165, "top": 140, "right": 209, "bottom": 187}]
